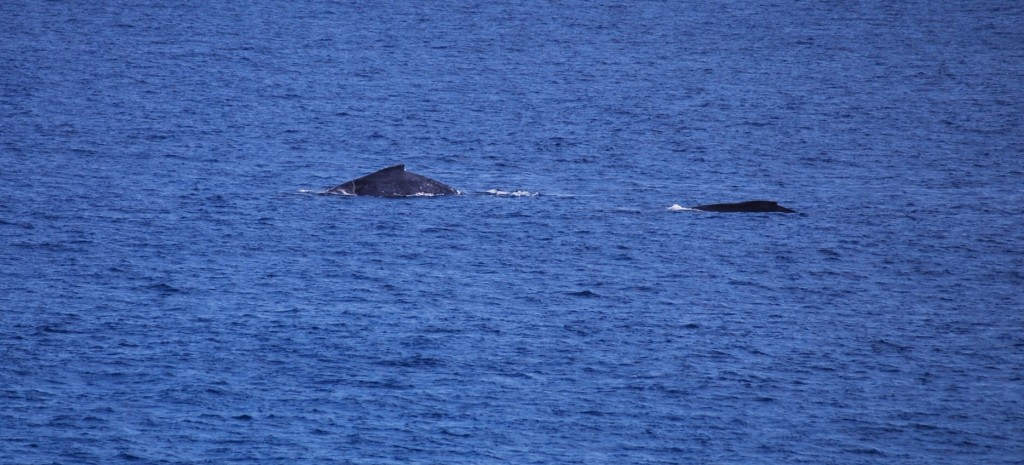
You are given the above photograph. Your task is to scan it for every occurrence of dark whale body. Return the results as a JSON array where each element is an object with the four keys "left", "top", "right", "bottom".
[
  {"left": 692, "top": 200, "right": 795, "bottom": 213},
  {"left": 326, "top": 165, "right": 459, "bottom": 197}
]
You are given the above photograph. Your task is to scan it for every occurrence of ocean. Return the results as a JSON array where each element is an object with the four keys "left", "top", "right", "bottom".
[{"left": 2, "top": 1, "right": 1022, "bottom": 464}]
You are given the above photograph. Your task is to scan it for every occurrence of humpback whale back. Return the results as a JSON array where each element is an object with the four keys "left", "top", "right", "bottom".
[
  {"left": 691, "top": 200, "right": 795, "bottom": 213},
  {"left": 326, "top": 164, "right": 459, "bottom": 197}
]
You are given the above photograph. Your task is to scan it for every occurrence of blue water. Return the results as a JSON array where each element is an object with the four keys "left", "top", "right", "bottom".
[{"left": 3, "top": 1, "right": 1023, "bottom": 464}]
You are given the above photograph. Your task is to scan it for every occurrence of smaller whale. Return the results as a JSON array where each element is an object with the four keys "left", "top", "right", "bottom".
[
  {"left": 325, "top": 164, "right": 459, "bottom": 197},
  {"left": 688, "top": 200, "right": 795, "bottom": 213}
]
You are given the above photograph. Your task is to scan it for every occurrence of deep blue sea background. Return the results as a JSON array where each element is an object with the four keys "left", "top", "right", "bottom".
[{"left": 2, "top": 1, "right": 1023, "bottom": 464}]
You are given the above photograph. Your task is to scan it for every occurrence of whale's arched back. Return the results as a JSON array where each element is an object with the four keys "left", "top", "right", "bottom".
[
  {"left": 326, "top": 165, "right": 459, "bottom": 197},
  {"left": 691, "top": 200, "right": 795, "bottom": 213}
]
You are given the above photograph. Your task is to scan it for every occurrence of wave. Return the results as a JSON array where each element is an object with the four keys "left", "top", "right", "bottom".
[{"left": 483, "top": 189, "right": 538, "bottom": 197}]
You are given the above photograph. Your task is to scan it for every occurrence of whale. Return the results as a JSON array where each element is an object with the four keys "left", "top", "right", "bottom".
[
  {"left": 689, "top": 200, "right": 795, "bottom": 213},
  {"left": 325, "top": 165, "right": 459, "bottom": 197}
]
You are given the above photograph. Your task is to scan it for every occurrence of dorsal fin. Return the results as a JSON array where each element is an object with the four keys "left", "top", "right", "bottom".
[{"left": 379, "top": 164, "right": 405, "bottom": 172}]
